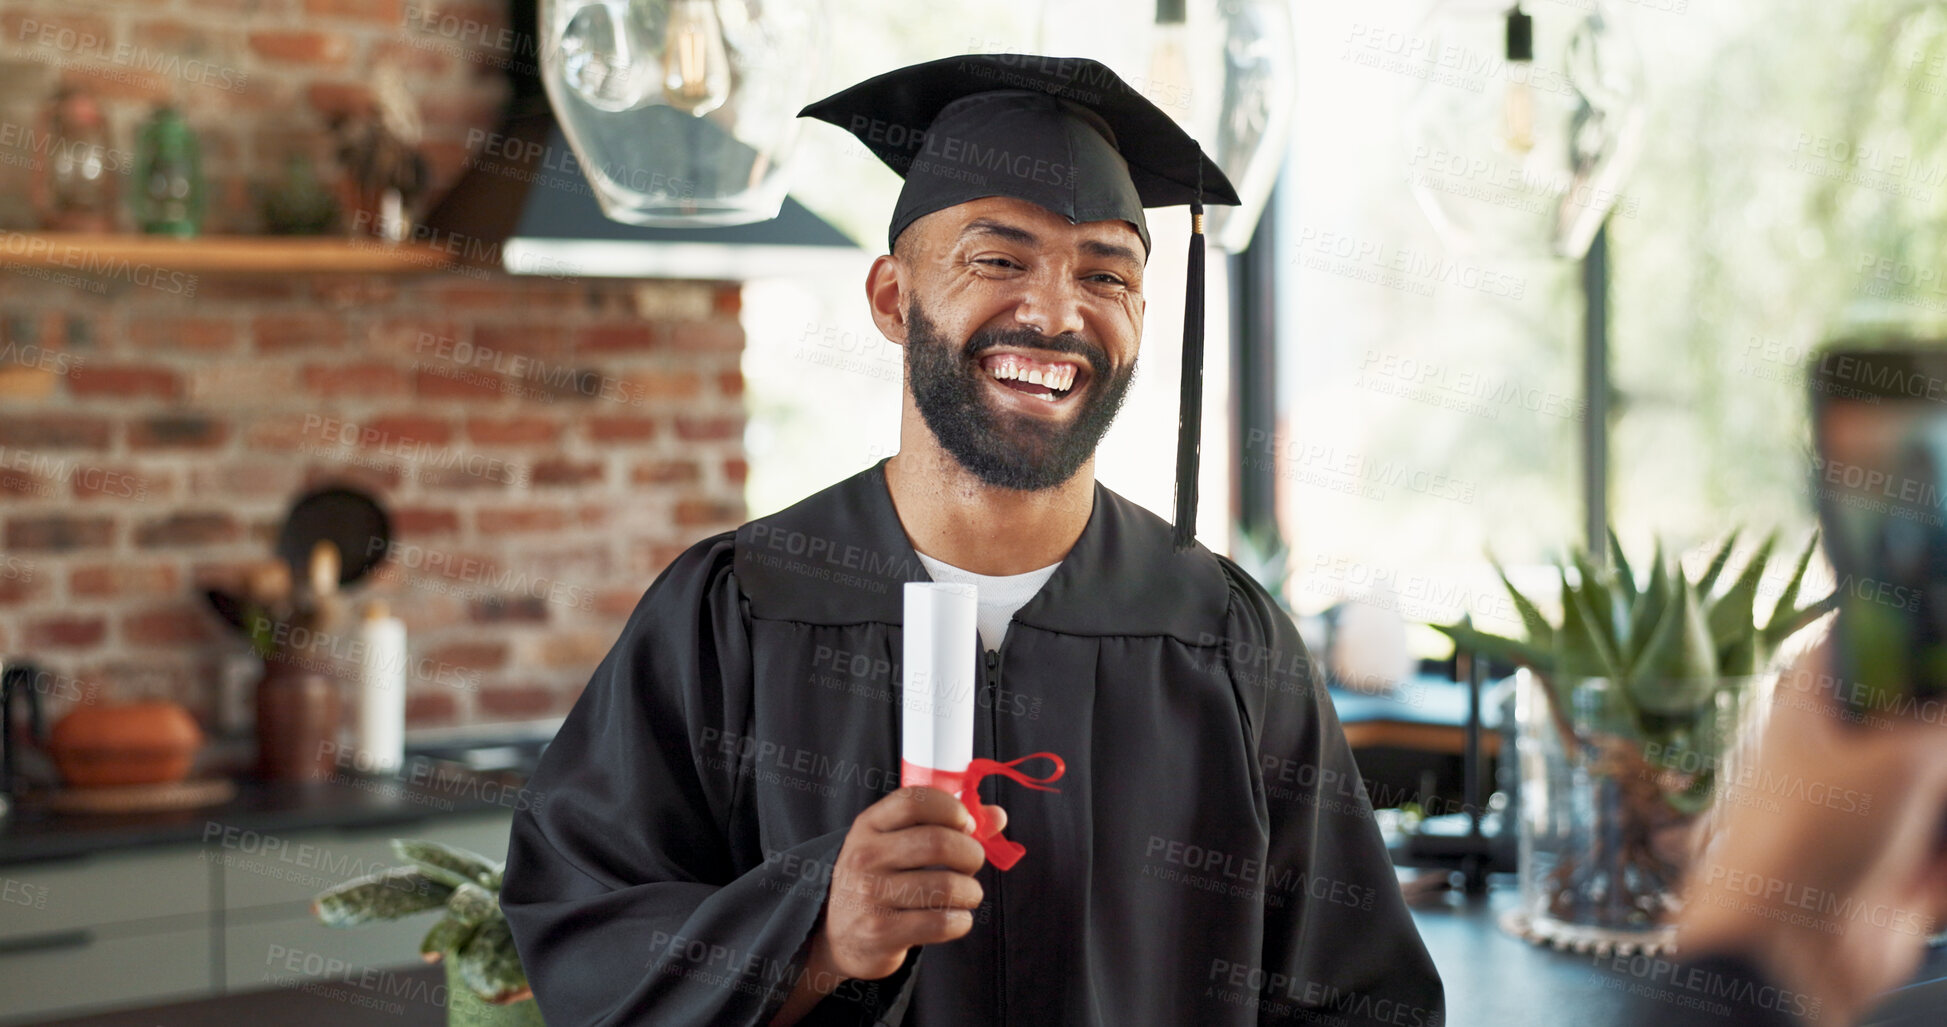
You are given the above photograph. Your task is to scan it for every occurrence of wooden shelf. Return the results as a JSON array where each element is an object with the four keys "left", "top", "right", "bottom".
[{"left": 0, "top": 233, "right": 456, "bottom": 274}]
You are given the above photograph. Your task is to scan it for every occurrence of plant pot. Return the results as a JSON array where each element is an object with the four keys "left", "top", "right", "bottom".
[
  {"left": 443, "top": 958, "right": 544, "bottom": 1027},
  {"left": 1514, "top": 670, "right": 1746, "bottom": 947},
  {"left": 254, "top": 659, "right": 342, "bottom": 782}
]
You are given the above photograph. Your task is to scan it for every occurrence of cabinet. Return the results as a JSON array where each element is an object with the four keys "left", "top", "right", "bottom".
[{"left": 0, "top": 810, "right": 512, "bottom": 1024}]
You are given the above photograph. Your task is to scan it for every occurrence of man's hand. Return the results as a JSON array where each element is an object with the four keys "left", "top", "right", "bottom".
[
  {"left": 770, "top": 787, "right": 1006, "bottom": 1026},
  {"left": 1677, "top": 639, "right": 1947, "bottom": 1025}
]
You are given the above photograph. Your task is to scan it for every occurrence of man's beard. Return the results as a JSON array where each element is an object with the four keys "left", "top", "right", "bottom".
[{"left": 904, "top": 298, "right": 1137, "bottom": 491}]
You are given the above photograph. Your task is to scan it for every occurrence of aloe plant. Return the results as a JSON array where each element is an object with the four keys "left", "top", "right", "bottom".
[
  {"left": 1437, "top": 528, "right": 1835, "bottom": 754},
  {"left": 1434, "top": 529, "right": 1836, "bottom": 926},
  {"left": 313, "top": 839, "right": 536, "bottom": 1012}
]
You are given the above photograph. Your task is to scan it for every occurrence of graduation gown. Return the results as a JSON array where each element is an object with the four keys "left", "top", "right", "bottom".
[{"left": 501, "top": 458, "right": 1445, "bottom": 1026}]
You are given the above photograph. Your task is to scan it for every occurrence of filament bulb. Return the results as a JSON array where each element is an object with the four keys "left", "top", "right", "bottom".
[{"left": 663, "top": 0, "right": 731, "bottom": 117}]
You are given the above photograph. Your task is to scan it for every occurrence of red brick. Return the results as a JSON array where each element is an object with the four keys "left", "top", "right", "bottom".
[
  {"left": 467, "top": 416, "right": 560, "bottom": 445},
  {"left": 586, "top": 416, "right": 657, "bottom": 442},
  {"left": 0, "top": 365, "right": 58, "bottom": 401},
  {"left": 594, "top": 587, "right": 644, "bottom": 617},
  {"left": 576, "top": 325, "right": 659, "bottom": 353},
  {"left": 304, "top": 0, "right": 404, "bottom": 23},
  {"left": 674, "top": 499, "right": 742, "bottom": 527},
  {"left": 468, "top": 596, "right": 549, "bottom": 623},
  {"left": 73, "top": 464, "right": 172, "bottom": 502},
  {"left": 133, "top": 19, "right": 242, "bottom": 65},
  {"left": 673, "top": 416, "right": 739, "bottom": 442},
  {"left": 311, "top": 276, "right": 401, "bottom": 307},
  {"left": 537, "top": 631, "right": 612, "bottom": 669},
  {"left": 2, "top": 12, "right": 113, "bottom": 49},
  {"left": 247, "top": 29, "right": 352, "bottom": 65},
  {"left": 722, "top": 457, "right": 748, "bottom": 485},
  {"left": 305, "top": 80, "right": 374, "bottom": 118},
  {"left": 425, "top": 642, "right": 509, "bottom": 671},
  {"left": 478, "top": 686, "right": 558, "bottom": 719},
  {"left": 631, "top": 541, "right": 693, "bottom": 576},
  {"left": 0, "top": 468, "right": 49, "bottom": 499},
  {"left": 130, "top": 414, "right": 230, "bottom": 450},
  {"left": 0, "top": 415, "right": 112, "bottom": 449},
  {"left": 631, "top": 459, "right": 700, "bottom": 485},
  {"left": 303, "top": 362, "right": 407, "bottom": 396},
  {"left": 188, "top": 363, "right": 299, "bottom": 401},
  {"left": 0, "top": 567, "right": 49, "bottom": 605},
  {"left": 717, "top": 369, "right": 744, "bottom": 397},
  {"left": 27, "top": 615, "right": 106, "bottom": 649},
  {"left": 196, "top": 278, "right": 305, "bottom": 302},
  {"left": 471, "top": 323, "right": 569, "bottom": 358},
  {"left": 253, "top": 313, "right": 345, "bottom": 352},
  {"left": 189, "top": 461, "right": 305, "bottom": 497},
  {"left": 405, "top": 689, "right": 458, "bottom": 726},
  {"left": 477, "top": 506, "right": 569, "bottom": 534},
  {"left": 6, "top": 515, "right": 115, "bottom": 551},
  {"left": 415, "top": 366, "right": 506, "bottom": 400},
  {"left": 713, "top": 285, "right": 741, "bottom": 316},
  {"left": 135, "top": 512, "right": 240, "bottom": 547},
  {"left": 244, "top": 416, "right": 316, "bottom": 452},
  {"left": 71, "top": 563, "right": 182, "bottom": 599},
  {"left": 390, "top": 506, "right": 461, "bottom": 537},
  {"left": 530, "top": 458, "right": 603, "bottom": 487},
  {"left": 371, "top": 38, "right": 452, "bottom": 78},
  {"left": 59, "top": 64, "right": 172, "bottom": 104},
  {"left": 128, "top": 316, "right": 237, "bottom": 352},
  {"left": 668, "top": 320, "right": 743, "bottom": 351},
  {"left": 360, "top": 415, "right": 453, "bottom": 446},
  {"left": 123, "top": 606, "right": 216, "bottom": 646},
  {"left": 69, "top": 365, "right": 182, "bottom": 400},
  {"left": 621, "top": 370, "right": 702, "bottom": 400}
]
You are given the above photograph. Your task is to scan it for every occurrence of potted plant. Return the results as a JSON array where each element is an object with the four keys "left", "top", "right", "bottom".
[
  {"left": 1436, "top": 530, "right": 1835, "bottom": 948},
  {"left": 313, "top": 839, "right": 542, "bottom": 1026}
]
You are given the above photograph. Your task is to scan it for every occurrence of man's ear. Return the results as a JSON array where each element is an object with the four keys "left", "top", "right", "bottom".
[{"left": 865, "top": 254, "right": 908, "bottom": 346}]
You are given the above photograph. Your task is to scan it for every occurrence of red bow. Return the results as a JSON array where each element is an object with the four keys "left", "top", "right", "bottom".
[{"left": 899, "top": 752, "right": 1066, "bottom": 870}]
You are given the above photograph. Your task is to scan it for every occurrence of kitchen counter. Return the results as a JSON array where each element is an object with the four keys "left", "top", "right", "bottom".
[{"left": 0, "top": 730, "right": 551, "bottom": 867}]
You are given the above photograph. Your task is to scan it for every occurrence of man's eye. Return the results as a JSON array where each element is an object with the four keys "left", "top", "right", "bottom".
[
  {"left": 1088, "top": 273, "right": 1126, "bottom": 286},
  {"left": 977, "top": 258, "right": 1020, "bottom": 270}
]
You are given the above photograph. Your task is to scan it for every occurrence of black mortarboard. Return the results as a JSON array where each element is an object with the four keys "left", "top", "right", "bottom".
[{"left": 800, "top": 54, "right": 1241, "bottom": 551}]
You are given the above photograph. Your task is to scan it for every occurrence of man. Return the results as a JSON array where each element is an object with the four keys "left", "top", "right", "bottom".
[{"left": 501, "top": 54, "right": 1445, "bottom": 1026}]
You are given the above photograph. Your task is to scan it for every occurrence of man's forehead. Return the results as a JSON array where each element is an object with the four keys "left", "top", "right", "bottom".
[{"left": 911, "top": 197, "right": 1147, "bottom": 260}]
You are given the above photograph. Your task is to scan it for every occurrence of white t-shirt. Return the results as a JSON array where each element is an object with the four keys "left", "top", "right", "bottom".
[{"left": 914, "top": 551, "right": 1061, "bottom": 652}]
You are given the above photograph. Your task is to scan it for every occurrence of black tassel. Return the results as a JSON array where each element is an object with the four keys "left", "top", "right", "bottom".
[{"left": 1172, "top": 199, "right": 1206, "bottom": 552}]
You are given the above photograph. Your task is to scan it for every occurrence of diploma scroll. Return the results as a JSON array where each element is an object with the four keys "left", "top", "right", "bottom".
[{"left": 900, "top": 582, "right": 1064, "bottom": 871}]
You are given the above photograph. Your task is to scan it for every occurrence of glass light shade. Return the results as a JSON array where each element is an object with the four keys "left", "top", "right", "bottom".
[
  {"left": 1036, "top": 0, "right": 1297, "bottom": 253},
  {"left": 541, "top": 0, "right": 829, "bottom": 226},
  {"left": 1403, "top": 0, "right": 1645, "bottom": 260}
]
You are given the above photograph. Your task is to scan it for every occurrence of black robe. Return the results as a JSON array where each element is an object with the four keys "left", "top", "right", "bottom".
[{"left": 501, "top": 459, "right": 1445, "bottom": 1026}]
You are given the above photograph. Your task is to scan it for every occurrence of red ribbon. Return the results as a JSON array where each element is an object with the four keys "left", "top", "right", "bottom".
[{"left": 900, "top": 752, "right": 1066, "bottom": 871}]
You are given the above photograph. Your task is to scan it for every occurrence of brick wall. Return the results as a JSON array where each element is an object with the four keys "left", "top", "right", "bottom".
[
  {"left": 1, "top": 273, "right": 747, "bottom": 730},
  {"left": 0, "top": 1, "right": 750, "bottom": 732}
]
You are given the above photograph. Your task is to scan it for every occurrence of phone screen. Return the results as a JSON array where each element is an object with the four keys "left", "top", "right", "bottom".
[{"left": 1810, "top": 345, "right": 1947, "bottom": 707}]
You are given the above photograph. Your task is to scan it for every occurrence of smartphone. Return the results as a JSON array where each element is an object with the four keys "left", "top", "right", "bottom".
[{"left": 1809, "top": 344, "right": 1947, "bottom": 712}]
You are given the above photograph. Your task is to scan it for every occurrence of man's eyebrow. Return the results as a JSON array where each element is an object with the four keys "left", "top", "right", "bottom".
[
  {"left": 1079, "top": 239, "right": 1143, "bottom": 266},
  {"left": 959, "top": 219, "right": 1038, "bottom": 247}
]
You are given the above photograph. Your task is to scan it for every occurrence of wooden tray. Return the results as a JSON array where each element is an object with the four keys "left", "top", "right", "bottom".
[{"left": 40, "top": 777, "right": 238, "bottom": 814}]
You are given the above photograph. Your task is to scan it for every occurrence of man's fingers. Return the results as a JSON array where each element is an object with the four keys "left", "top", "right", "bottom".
[
  {"left": 858, "top": 786, "right": 976, "bottom": 833},
  {"left": 874, "top": 823, "right": 987, "bottom": 875},
  {"left": 976, "top": 803, "right": 1007, "bottom": 839},
  {"left": 861, "top": 868, "right": 983, "bottom": 913}
]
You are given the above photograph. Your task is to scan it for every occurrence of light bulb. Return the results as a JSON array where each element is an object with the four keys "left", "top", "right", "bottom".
[
  {"left": 663, "top": 0, "right": 731, "bottom": 117},
  {"left": 1147, "top": 0, "right": 1194, "bottom": 127},
  {"left": 1502, "top": 4, "right": 1534, "bottom": 155}
]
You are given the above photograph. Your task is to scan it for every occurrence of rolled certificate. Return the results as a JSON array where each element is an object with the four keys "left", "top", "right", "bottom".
[{"left": 900, "top": 581, "right": 977, "bottom": 786}]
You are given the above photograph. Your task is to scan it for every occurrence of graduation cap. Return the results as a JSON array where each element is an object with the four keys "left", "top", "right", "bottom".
[{"left": 800, "top": 54, "right": 1241, "bottom": 551}]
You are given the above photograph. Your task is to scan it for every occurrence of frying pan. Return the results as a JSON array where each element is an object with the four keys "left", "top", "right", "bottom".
[{"left": 276, "top": 485, "right": 392, "bottom": 586}]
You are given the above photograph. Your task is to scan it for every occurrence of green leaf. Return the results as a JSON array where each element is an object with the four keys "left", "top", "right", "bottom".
[
  {"left": 1565, "top": 556, "right": 1627, "bottom": 682},
  {"left": 1433, "top": 621, "right": 1555, "bottom": 677},
  {"left": 1692, "top": 529, "right": 1742, "bottom": 597},
  {"left": 421, "top": 915, "right": 479, "bottom": 961},
  {"left": 393, "top": 839, "right": 499, "bottom": 890},
  {"left": 1706, "top": 532, "right": 1773, "bottom": 644},
  {"left": 446, "top": 880, "right": 499, "bottom": 926},
  {"left": 1608, "top": 528, "right": 1638, "bottom": 605},
  {"left": 1627, "top": 575, "right": 1719, "bottom": 716},
  {"left": 1624, "top": 543, "right": 1672, "bottom": 676},
  {"left": 312, "top": 868, "right": 453, "bottom": 927},
  {"left": 1760, "top": 531, "right": 1835, "bottom": 652},
  {"left": 1492, "top": 557, "right": 1556, "bottom": 649},
  {"left": 456, "top": 917, "right": 530, "bottom": 1003}
]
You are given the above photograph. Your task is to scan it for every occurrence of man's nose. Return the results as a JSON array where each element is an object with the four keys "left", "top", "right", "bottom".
[{"left": 1011, "top": 271, "right": 1086, "bottom": 340}]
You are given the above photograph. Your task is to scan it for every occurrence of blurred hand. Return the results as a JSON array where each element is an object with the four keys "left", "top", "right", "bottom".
[{"left": 1677, "top": 639, "right": 1947, "bottom": 1025}]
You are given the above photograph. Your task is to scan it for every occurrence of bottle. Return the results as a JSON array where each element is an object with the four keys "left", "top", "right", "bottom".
[
  {"left": 133, "top": 105, "right": 204, "bottom": 236},
  {"left": 36, "top": 86, "right": 116, "bottom": 231},
  {"left": 355, "top": 602, "right": 407, "bottom": 776}
]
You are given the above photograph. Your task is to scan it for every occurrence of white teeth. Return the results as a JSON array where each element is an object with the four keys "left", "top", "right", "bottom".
[{"left": 984, "top": 356, "right": 1078, "bottom": 394}]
